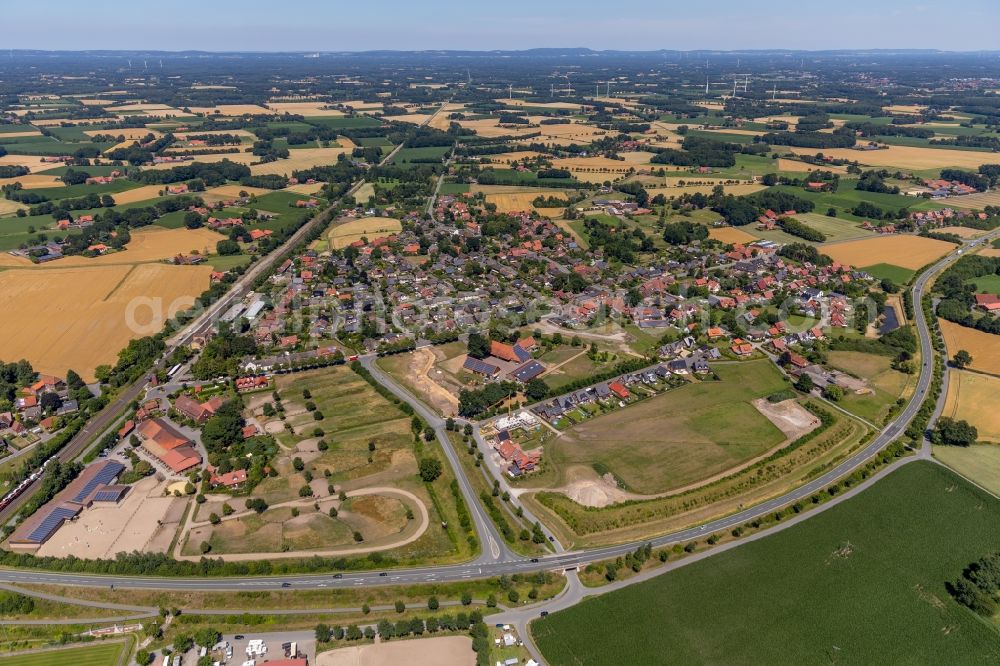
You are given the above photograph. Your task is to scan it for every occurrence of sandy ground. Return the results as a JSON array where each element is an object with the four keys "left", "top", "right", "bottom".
[
  {"left": 317, "top": 636, "right": 474, "bottom": 666},
  {"left": 752, "top": 398, "right": 821, "bottom": 440},
  {"left": 405, "top": 348, "right": 459, "bottom": 416},
  {"left": 36, "top": 476, "right": 185, "bottom": 558},
  {"left": 559, "top": 466, "right": 631, "bottom": 508}
]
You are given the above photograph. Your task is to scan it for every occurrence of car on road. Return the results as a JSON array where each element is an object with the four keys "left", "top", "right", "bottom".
[
  {"left": 333, "top": 573, "right": 343, "bottom": 579},
  {"left": 281, "top": 582, "right": 291, "bottom": 587},
  {"left": 530, "top": 558, "right": 539, "bottom": 563},
  {"left": 379, "top": 572, "right": 388, "bottom": 577},
  {"left": 540, "top": 611, "right": 549, "bottom": 617},
  {"left": 234, "top": 635, "right": 245, "bottom": 640}
]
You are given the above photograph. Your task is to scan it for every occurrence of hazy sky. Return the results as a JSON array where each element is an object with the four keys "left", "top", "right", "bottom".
[{"left": 7, "top": 0, "right": 1000, "bottom": 52}]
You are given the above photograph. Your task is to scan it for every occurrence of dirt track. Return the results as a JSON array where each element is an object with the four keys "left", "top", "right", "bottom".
[{"left": 172, "top": 486, "right": 429, "bottom": 562}]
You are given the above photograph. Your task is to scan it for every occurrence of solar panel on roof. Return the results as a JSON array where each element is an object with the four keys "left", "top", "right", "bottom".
[
  {"left": 69, "top": 461, "right": 124, "bottom": 504},
  {"left": 25, "top": 506, "right": 78, "bottom": 543},
  {"left": 463, "top": 357, "right": 499, "bottom": 375},
  {"left": 513, "top": 345, "right": 532, "bottom": 363},
  {"left": 92, "top": 488, "right": 125, "bottom": 503},
  {"left": 512, "top": 361, "right": 545, "bottom": 382}
]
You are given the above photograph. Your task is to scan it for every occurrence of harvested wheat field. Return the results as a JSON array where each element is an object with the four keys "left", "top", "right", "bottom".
[
  {"left": 187, "top": 104, "right": 272, "bottom": 116},
  {"left": 330, "top": 216, "right": 402, "bottom": 249},
  {"left": 393, "top": 114, "right": 432, "bottom": 126},
  {"left": 940, "top": 319, "right": 1000, "bottom": 376},
  {"left": 949, "top": 191, "right": 1000, "bottom": 210},
  {"left": 0, "top": 154, "right": 56, "bottom": 173},
  {"left": 710, "top": 227, "right": 760, "bottom": 244},
  {"left": 83, "top": 127, "right": 152, "bottom": 140},
  {"left": 317, "top": 636, "right": 473, "bottom": 666},
  {"left": 485, "top": 151, "right": 547, "bottom": 164},
  {"left": 485, "top": 190, "right": 568, "bottom": 214},
  {"left": 979, "top": 248, "right": 1000, "bottom": 258},
  {"left": 776, "top": 158, "right": 848, "bottom": 173},
  {"left": 250, "top": 145, "right": 352, "bottom": 176},
  {"left": 502, "top": 99, "right": 583, "bottom": 110},
  {"left": 784, "top": 144, "right": 1000, "bottom": 170},
  {"left": 111, "top": 184, "right": 166, "bottom": 205},
  {"left": 0, "top": 227, "right": 225, "bottom": 268},
  {"left": 934, "top": 226, "right": 986, "bottom": 238},
  {"left": 201, "top": 184, "right": 272, "bottom": 202},
  {"left": 0, "top": 174, "right": 65, "bottom": 189},
  {"left": 144, "top": 152, "right": 259, "bottom": 170},
  {"left": 266, "top": 101, "right": 344, "bottom": 117},
  {"left": 646, "top": 182, "right": 767, "bottom": 197},
  {"left": 0, "top": 262, "right": 211, "bottom": 380},
  {"left": 0, "top": 130, "right": 42, "bottom": 138},
  {"left": 354, "top": 183, "right": 375, "bottom": 203},
  {"left": 942, "top": 370, "right": 1000, "bottom": 443},
  {"left": 0, "top": 199, "right": 27, "bottom": 217},
  {"left": 286, "top": 181, "right": 327, "bottom": 195},
  {"left": 820, "top": 235, "right": 953, "bottom": 270}
]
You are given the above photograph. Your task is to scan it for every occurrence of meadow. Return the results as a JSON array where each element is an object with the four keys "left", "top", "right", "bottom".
[
  {"left": 533, "top": 462, "right": 1000, "bottom": 665},
  {"left": 0, "top": 641, "right": 129, "bottom": 666},
  {"left": 548, "top": 361, "right": 789, "bottom": 495}
]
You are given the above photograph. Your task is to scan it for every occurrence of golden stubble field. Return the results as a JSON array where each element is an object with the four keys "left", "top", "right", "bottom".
[
  {"left": 709, "top": 227, "right": 760, "bottom": 244},
  {"left": 942, "top": 370, "right": 1000, "bottom": 443},
  {"left": 0, "top": 262, "right": 212, "bottom": 381},
  {"left": 484, "top": 190, "right": 568, "bottom": 214},
  {"left": 940, "top": 319, "right": 1000, "bottom": 376},
  {"left": 329, "top": 216, "right": 402, "bottom": 249},
  {"left": 783, "top": 144, "right": 1000, "bottom": 170},
  {"left": 0, "top": 227, "right": 225, "bottom": 268},
  {"left": 820, "top": 235, "right": 954, "bottom": 269}
]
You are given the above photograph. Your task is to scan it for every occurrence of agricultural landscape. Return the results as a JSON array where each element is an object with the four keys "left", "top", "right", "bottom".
[{"left": 0, "top": 21, "right": 999, "bottom": 666}]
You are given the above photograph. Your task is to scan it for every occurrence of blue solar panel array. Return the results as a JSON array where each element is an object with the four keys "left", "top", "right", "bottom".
[
  {"left": 512, "top": 360, "right": 545, "bottom": 383},
  {"left": 513, "top": 345, "right": 532, "bottom": 363},
  {"left": 25, "top": 506, "right": 79, "bottom": 543},
  {"left": 463, "top": 357, "right": 499, "bottom": 375},
  {"left": 92, "top": 488, "right": 126, "bottom": 503},
  {"left": 68, "top": 461, "right": 124, "bottom": 504}
]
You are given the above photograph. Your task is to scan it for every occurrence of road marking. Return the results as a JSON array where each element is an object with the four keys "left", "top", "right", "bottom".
[{"left": 489, "top": 535, "right": 500, "bottom": 560}]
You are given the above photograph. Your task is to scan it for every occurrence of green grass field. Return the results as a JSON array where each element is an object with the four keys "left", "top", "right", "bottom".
[
  {"left": 860, "top": 263, "right": 915, "bottom": 284},
  {"left": 791, "top": 212, "right": 878, "bottom": 243},
  {"left": 968, "top": 274, "right": 1000, "bottom": 295},
  {"left": 533, "top": 461, "right": 1000, "bottom": 665},
  {"left": 549, "top": 361, "right": 789, "bottom": 494},
  {"left": 0, "top": 641, "right": 128, "bottom": 666}
]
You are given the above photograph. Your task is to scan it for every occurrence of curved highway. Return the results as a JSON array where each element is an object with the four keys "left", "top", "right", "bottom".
[{"left": 0, "top": 234, "right": 991, "bottom": 593}]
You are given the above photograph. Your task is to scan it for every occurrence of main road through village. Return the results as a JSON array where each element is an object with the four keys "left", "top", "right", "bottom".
[{"left": 3, "top": 230, "right": 993, "bottom": 599}]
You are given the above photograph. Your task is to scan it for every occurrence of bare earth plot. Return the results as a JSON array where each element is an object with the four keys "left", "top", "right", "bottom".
[{"left": 317, "top": 636, "right": 473, "bottom": 666}]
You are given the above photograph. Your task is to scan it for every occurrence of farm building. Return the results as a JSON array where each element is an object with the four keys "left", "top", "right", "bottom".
[
  {"left": 136, "top": 418, "right": 202, "bottom": 474},
  {"left": 8, "top": 460, "right": 128, "bottom": 550}
]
